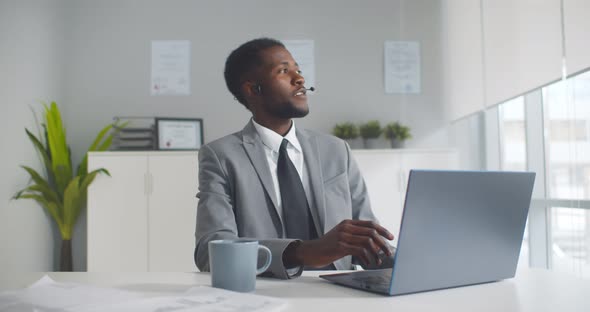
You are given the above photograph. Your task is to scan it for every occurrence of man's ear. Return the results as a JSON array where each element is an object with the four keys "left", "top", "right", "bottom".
[{"left": 242, "top": 81, "right": 257, "bottom": 98}]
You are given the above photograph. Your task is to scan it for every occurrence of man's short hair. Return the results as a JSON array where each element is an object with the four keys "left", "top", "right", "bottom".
[{"left": 224, "top": 38, "right": 285, "bottom": 108}]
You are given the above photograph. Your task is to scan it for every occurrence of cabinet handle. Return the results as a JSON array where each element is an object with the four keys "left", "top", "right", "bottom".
[{"left": 148, "top": 173, "right": 154, "bottom": 195}]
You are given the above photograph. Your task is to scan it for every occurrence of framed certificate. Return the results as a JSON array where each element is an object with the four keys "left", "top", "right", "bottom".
[{"left": 155, "top": 118, "right": 204, "bottom": 150}]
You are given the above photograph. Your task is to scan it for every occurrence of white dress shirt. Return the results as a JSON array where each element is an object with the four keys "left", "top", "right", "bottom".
[{"left": 251, "top": 118, "right": 313, "bottom": 218}]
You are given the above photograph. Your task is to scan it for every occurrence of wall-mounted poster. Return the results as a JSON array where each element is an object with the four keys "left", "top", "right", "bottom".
[
  {"left": 384, "top": 41, "right": 421, "bottom": 94},
  {"left": 151, "top": 40, "right": 191, "bottom": 96}
]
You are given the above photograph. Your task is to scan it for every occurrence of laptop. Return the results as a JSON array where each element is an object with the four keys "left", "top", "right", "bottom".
[{"left": 320, "top": 170, "right": 535, "bottom": 296}]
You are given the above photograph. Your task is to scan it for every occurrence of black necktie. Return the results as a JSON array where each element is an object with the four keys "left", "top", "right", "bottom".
[{"left": 277, "top": 139, "right": 317, "bottom": 240}]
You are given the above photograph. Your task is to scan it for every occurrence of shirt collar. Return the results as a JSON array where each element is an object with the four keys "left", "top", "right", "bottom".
[{"left": 251, "top": 118, "right": 302, "bottom": 153}]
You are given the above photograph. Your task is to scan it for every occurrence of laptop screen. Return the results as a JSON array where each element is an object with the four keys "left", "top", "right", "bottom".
[{"left": 389, "top": 170, "right": 535, "bottom": 295}]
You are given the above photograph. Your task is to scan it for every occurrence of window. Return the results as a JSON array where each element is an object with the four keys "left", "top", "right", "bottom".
[
  {"left": 543, "top": 73, "right": 590, "bottom": 200},
  {"left": 498, "top": 97, "right": 529, "bottom": 270},
  {"left": 551, "top": 207, "right": 590, "bottom": 277},
  {"left": 542, "top": 71, "right": 590, "bottom": 278},
  {"left": 451, "top": 68, "right": 590, "bottom": 279},
  {"left": 499, "top": 97, "right": 527, "bottom": 172}
]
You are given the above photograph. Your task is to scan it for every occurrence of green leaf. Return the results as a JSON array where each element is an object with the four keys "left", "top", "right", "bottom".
[
  {"left": 12, "top": 189, "right": 25, "bottom": 200},
  {"left": 25, "top": 127, "right": 57, "bottom": 188},
  {"left": 74, "top": 168, "right": 107, "bottom": 228},
  {"left": 77, "top": 121, "right": 127, "bottom": 176},
  {"left": 88, "top": 124, "right": 113, "bottom": 152},
  {"left": 23, "top": 184, "right": 61, "bottom": 205},
  {"left": 17, "top": 194, "right": 66, "bottom": 238},
  {"left": 43, "top": 125, "right": 51, "bottom": 161},
  {"left": 80, "top": 168, "right": 109, "bottom": 191},
  {"left": 62, "top": 176, "right": 82, "bottom": 240},
  {"left": 25, "top": 129, "right": 52, "bottom": 175},
  {"left": 54, "top": 165, "right": 69, "bottom": 197},
  {"left": 89, "top": 120, "right": 128, "bottom": 153},
  {"left": 19, "top": 166, "right": 64, "bottom": 220},
  {"left": 96, "top": 134, "right": 115, "bottom": 152},
  {"left": 20, "top": 166, "right": 51, "bottom": 190},
  {"left": 44, "top": 102, "right": 72, "bottom": 193},
  {"left": 28, "top": 104, "right": 44, "bottom": 147}
]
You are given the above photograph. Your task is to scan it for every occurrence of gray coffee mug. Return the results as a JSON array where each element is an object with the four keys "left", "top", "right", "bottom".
[{"left": 208, "top": 240, "right": 272, "bottom": 292}]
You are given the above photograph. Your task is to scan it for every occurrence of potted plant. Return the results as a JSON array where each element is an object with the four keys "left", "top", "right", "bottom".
[
  {"left": 12, "top": 102, "right": 123, "bottom": 271},
  {"left": 359, "top": 120, "right": 383, "bottom": 149},
  {"left": 332, "top": 122, "right": 361, "bottom": 149},
  {"left": 384, "top": 122, "right": 411, "bottom": 148}
]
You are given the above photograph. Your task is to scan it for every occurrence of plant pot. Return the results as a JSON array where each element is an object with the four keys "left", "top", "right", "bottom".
[
  {"left": 60, "top": 239, "right": 73, "bottom": 272},
  {"left": 363, "top": 138, "right": 384, "bottom": 149},
  {"left": 390, "top": 139, "right": 405, "bottom": 149},
  {"left": 345, "top": 138, "right": 363, "bottom": 149}
]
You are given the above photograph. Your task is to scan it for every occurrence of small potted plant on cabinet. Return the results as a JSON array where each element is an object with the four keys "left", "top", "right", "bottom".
[
  {"left": 384, "top": 121, "right": 411, "bottom": 148},
  {"left": 359, "top": 120, "right": 383, "bottom": 149},
  {"left": 332, "top": 122, "right": 361, "bottom": 149}
]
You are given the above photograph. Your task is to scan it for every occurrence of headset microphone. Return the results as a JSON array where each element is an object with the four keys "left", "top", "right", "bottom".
[{"left": 306, "top": 87, "right": 316, "bottom": 92}]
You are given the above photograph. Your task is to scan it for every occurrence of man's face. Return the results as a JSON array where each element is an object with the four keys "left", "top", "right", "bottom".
[{"left": 252, "top": 46, "right": 309, "bottom": 119}]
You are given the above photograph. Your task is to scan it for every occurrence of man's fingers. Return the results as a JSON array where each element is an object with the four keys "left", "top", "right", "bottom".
[
  {"left": 347, "top": 220, "right": 394, "bottom": 240},
  {"left": 340, "top": 232, "right": 381, "bottom": 255},
  {"left": 340, "top": 242, "right": 373, "bottom": 267},
  {"left": 341, "top": 224, "right": 393, "bottom": 256}
]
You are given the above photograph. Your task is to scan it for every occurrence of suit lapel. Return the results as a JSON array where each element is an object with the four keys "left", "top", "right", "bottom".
[
  {"left": 241, "top": 121, "right": 282, "bottom": 225},
  {"left": 297, "top": 129, "right": 326, "bottom": 234}
]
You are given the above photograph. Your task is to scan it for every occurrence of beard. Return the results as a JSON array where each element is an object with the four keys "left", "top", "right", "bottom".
[{"left": 268, "top": 100, "right": 310, "bottom": 119}]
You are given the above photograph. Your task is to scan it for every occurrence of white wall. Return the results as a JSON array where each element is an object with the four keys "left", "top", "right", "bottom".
[
  {"left": 0, "top": 0, "right": 65, "bottom": 271},
  {"left": 61, "top": 0, "right": 448, "bottom": 165}
]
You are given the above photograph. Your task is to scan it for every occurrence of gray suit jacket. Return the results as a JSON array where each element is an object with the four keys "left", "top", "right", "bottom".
[{"left": 194, "top": 121, "right": 378, "bottom": 279}]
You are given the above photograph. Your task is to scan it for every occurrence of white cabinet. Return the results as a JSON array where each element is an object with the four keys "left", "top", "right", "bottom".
[
  {"left": 147, "top": 154, "right": 198, "bottom": 271},
  {"left": 353, "top": 149, "right": 458, "bottom": 240},
  {"left": 87, "top": 151, "right": 198, "bottom": 272},
  {"left": 87, "top": 149, "right": 456, "bottom": 271}
]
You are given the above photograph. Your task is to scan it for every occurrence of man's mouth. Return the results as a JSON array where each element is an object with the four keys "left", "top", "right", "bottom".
[{"left": 294, "top": 88, "right": 307, "bottom": 96}]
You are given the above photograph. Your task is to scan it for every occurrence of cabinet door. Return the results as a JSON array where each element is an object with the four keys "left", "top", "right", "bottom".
[
  {"left": 353, "top": 151, "right": 404, "bottom": 238},
  {"left": 148, "top": 153, "right": 199, "bottom": 272},
  {"left": 87, "top": 154, "right": 148, "bottom": 271}
]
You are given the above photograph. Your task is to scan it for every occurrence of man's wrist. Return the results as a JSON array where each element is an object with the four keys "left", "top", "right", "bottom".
[{"left": 283, "top": 240, "right": 303, "bottom": 268}]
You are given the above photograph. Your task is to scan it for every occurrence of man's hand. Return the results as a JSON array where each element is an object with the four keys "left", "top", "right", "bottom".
[{"left": 283, "top": 220, "right": 394, "bottom": 268}]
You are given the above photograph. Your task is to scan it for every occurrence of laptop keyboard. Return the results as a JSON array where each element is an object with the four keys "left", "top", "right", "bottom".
[
  {"left": 352, "top": 275, "right": 391, "bottom": 287},
  {"left": 350, "top": 269, "right": 393, "bottom": 291}
]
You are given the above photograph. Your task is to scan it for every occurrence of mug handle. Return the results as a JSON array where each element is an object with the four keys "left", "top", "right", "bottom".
[{"left": 256, "top": 245, "right": 272, "bottom": 275}]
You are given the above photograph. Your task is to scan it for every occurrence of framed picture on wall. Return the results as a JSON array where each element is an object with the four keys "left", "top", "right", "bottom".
[{"left": 155, "top": 118, "right": 204, "bottom": 150}]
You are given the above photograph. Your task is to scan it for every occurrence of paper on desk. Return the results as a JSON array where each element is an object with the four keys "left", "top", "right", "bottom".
[
  {"left": 0, "top": 275, "right": 143, "bottom": 311},
  {"left": 74, "top": 286, "right": 287, "bottom": 312},
  {"left": 0, "top": 275, "right": 286, "bottom": 312}
]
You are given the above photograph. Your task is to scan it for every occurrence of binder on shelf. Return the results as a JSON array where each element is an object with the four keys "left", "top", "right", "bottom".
[{"left": 112, "top": 117, "right": 156, "bottom": 151}]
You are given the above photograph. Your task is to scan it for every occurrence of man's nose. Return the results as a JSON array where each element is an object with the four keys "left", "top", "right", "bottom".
[{"left": 293, "top": 72, "right": 305, "bottom": 86}]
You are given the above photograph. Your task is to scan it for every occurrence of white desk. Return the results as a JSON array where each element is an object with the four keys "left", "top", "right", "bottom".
[{"left": 1, "top": 269, "right": 588, "bottom": 311}]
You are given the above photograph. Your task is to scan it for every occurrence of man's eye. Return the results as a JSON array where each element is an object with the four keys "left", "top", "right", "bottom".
[
  {"left": 296, "top": 70, "right": 303, "bottom": 75},
  {"left": 279, "top": 68, "right": 288, "bottom": 73}
]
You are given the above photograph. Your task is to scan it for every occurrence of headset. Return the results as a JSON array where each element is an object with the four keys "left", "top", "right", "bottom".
[{"left": 252, "top": 84, "right": 315, "bottom": 95}]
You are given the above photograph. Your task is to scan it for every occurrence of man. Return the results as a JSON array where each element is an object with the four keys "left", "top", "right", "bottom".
[{"left": 194, "top": 38, "right": 394, "bottom": 279}]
